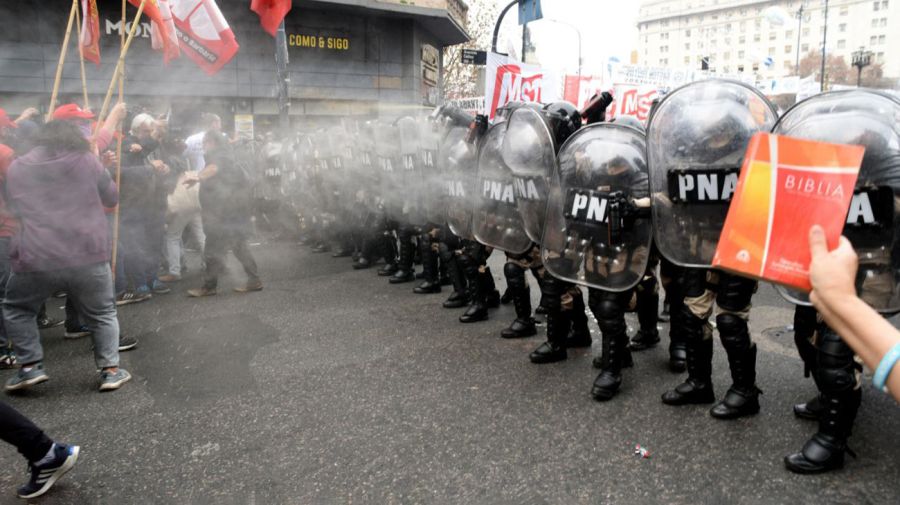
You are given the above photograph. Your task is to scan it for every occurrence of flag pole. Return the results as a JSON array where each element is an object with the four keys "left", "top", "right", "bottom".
[
  {"left": 110, "top": 0, "right": 130, "bottom": 283},
  {"left": 74, "top": 1, "right": 90, "bottom": 109},
  {"left": 93, "top": 0, "right": 145, "bottom": 137},
  {"left": 46, "top": 0, "right": 79, "bottom": 122}
]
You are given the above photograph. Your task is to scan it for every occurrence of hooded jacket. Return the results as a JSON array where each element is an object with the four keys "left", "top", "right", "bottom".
[{"left": 6, "top": 147, "right": 118, "bottom": 272}]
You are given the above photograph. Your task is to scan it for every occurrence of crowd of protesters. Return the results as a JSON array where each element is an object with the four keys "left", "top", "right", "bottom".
[{"left": 0, "top": 102, "right": 263, "bottom": 498}]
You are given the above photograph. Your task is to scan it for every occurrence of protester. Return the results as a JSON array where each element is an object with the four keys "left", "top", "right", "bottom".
[
  {"left": 159, "top": 127, "right": 204, "bottom": 282},
  {"left": 186, "top": 131, "right": 262, "bottom": 297},
  {"left": 116, "top": 113, "right": 168, "bottom": 305},
  {"left": 2, "top": 120, "right": 130, "bottom": 392},
  {"left": 184, "top": 113, "right": 221, "bottom": 171},
  {"left": 0, "top": 401, "right": 79, "bottom": 498},
  {"left": 807, "top": 225, "right": 900, "bottom": 402}
]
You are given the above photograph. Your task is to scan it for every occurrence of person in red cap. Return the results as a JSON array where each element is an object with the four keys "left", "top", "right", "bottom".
[{"left": 51, "top": 102, "right": 127, "bottom": 154}]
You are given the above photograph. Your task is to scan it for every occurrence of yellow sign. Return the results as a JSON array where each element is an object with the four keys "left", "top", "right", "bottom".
[{"left": 288, "top": 34, "right": 350, "bottom": 51}]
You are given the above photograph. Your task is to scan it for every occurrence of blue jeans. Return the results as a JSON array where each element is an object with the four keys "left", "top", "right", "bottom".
[{"left": 3, "top": 262, "right": 120, "bottom": 369}]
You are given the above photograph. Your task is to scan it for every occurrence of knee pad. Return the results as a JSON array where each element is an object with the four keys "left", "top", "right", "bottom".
[
  {"left": 540, "top": 277, "right": 564, "bottom": 311},
  {"left": 418, "top": 234, "right": 433, "bottom": 254},
  {"left": 814, "top": 327, "right": 861, "bottom": 394},
  {"left": 716, "top": 312, "right": 750, "bottom": 351},
  {"left": 793, "top": 306, "right": 819, "bottom": 374},
  {"left": 636, "top": 274, "right": 658, "bottom": 296},
  {"left": 587, "top": 292, "right": 626, "bottom": 335},
  {"left": 438, "top": 242, "right": 453, "bottom": 263},
  {"left": 503, "top": 262, "right": 528, "bottom": 291},
  {"left": 682, "top": 269, "right": 708, "bottom": 298},
  {"left": 715, "top": 274, "right": 757, "bottom": 312}
]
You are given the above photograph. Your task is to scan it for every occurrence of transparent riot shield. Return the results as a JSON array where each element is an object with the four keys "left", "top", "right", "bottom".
[
  {"left": 772, "top": 90, "right": 900, "bottom": 314},
  {"left": 374, "top": 122, "right": 401, "bottom": 218},
  {"left": 472, "top": 123, "right": 532, "bottom": 254},
  {"left": 396, "top": 116, "right": 425, "bottom": 225},
  {"left": 420, "top": 117, "right": 445, "bottom": 225},
  {"left": 354, "top": 122, "right": 380, "bottom": 222},
  {"left": 443, "top": 126, "right": 477, "bottom": 240},
  {"left": 501, "top": 107, "right": 557, "bottom": 244},
  {"left": 541, "top": 123, "right": 652, "bottom": 292},
  {"left": 647, "top": 79, "right": 778, "bottom": 268}
]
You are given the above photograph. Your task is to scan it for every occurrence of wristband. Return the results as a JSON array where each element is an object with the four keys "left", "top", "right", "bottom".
[{"left": 873, "top": 342, "right": 900, "bottom": 392}]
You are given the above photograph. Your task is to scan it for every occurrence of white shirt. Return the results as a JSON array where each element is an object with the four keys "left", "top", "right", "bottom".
[{"left": 183, "top": 132, "right": 206, "bottom": 172}]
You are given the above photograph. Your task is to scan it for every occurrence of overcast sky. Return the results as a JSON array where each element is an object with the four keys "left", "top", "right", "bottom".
[{"left": 492, "top": 0, "right": 641, "bottom": 75}]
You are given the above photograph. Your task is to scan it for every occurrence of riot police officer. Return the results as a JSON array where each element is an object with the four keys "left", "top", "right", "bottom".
[{"left": 647, "top": 80, "right": 778, "bottom": 418}]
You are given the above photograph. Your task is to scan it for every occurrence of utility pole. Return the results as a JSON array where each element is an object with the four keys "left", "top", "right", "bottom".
[
  {"left": 491, "top": 0, "right": 519, "bottom": 54},
  {"left": 820, "top": 0, "right": 829, "bottom": 91},
  {"left": 275, "top": 20, "right": 290, "bottom": 138},
  {"left": 522, "top": 22, "right": 529, "bottom": 63},
  {"left": 795, "top": 3, "right": 804, "bottom": 70}
]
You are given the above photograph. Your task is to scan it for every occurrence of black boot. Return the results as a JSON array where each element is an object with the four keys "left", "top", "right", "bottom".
[
  {"left": 666, "top": 288, "right": 687, "bottom": 373},
  {"left": 459, "top": 264, "right": 489, "bottom": 323},
  {"left": 785, "top": 388, "right": 861, "bottom": 474},
  {"left": 413, "top": 236, "right": 441, "bottom": 294},
  {"left": 710, "top": 343, "right": 762, "bottom": 419},
  {"left": 500, "top": 287, "right": 513, "bottom": 304},
  {"left": 592, "top": 332, "right": 629, "bottom": 401},
  {"left": 792, "top": 305, "right": 821, "bottom": 420},
  {"left": 501, "top": 263, "right": 535, "bottom": 338},
  {"left": 794, "top": 395, "right": 824, "bottom": 421},
  {"left": 376, "top": 233, "right": 398, "bottom": 276},
  {"left": 389, "top": 234, "right": 416, "bottom": 283},
  {"left": 442, "top": 255, "right": 469, "bottom": 308},
  {"left": 661, "top": 334, "right": 715, "bottom": 405},
  {"left": 483, "top": 267, "right": 501, "bottom": 309},
  {"left": 589, "top": 290, "right": 632, "bottom": 369},
  {"left": 353, "top": 235, "right": 379, "bottom": 269},
  {"left": 629, "top": 280, "right": 660, "bottom": 351},
  {"left": 529, "top": 309, "right": 568, "bottom": 364},
  {"left": 500, "top": 291, "right": 536, "bottom": 338},
  {"left": 785, "top": 329, "right": 861, "bottom": 474},
  {"left": 567, "top": 294, "right": 592, "bottom": 348}
]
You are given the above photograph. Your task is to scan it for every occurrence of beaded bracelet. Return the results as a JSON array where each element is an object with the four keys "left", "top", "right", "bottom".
[{"left": 873, "top": 342, "right": 900, "bottom": 392}]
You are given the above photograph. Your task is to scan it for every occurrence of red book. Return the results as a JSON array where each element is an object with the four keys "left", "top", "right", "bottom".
[{"left": 712, "top": 132, "right": 865, "bottom": 291}]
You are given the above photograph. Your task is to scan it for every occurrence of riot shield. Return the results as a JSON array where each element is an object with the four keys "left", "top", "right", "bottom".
[
  {"left": 374, "top": 122, "right": 402, "bottom": 218},
  {"left": 397, "top": 116, "right": 425, "bottom": 225},
  {"left": 471, "top": 123, "right": 532, "bottom": 254},
  {"left": 772, "top": 90, "right": 900, "bottom": 314},
  {"left": 647, "top": 79, "right": 778, "bottom": 268},
  {"left": 541, "top": 123, "right": 652, "bottom": 292},
  {"left": 500, "top": 106, "right": 556, "bottom": 244},
  {"left": 443, "top": 125, "right": 477, "bottom": 240},
  {"left": 420, "top": 116, "right": 445, "bottom": 225}
]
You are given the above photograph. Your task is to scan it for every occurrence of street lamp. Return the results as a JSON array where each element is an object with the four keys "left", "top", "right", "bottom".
[{"left": 852, "top": 46, "right": 873, "bottom": 87}]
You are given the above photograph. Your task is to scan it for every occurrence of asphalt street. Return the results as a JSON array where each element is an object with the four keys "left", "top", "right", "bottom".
[{"left": 1, "top": 239, "right": 898, "bottom": 504}]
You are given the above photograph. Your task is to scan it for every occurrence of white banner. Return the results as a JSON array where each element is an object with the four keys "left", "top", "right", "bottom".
[
  {"left": 795, "top": 75, "right": 820, "bottom": 103},
  {"left": 607, "top": 84, "right": 661, "bottom": 122},
  {"left": 759, "top": 76, "right": 801, "bottom": 95},
  {"left": 484, "top": 52, "right": 560, "bottom": 120}
]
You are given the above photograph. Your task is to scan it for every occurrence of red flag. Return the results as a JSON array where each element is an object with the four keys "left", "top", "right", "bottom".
[
  {"left": 80, "top": 0, "right": 101, "bottom": 66},
  {"left": 170, "top": 0, "right": 240, "bottom": 75},
  {"left": 251, "top": 0, "right": 292, "bottom": 36},
  {"left": 128, "top": 0, "right": 180, "bottom": 64}
]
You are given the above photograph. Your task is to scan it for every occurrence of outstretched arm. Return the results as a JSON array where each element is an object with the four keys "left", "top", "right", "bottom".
[{"left": 807, "top": 225, "right": 900, "bottom": 401}]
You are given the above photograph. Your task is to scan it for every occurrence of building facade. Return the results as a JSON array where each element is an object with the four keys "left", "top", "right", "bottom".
[
  {"left": 0, "top": 0, "right": 469, "bottom": 132},
  {"left": 636, "top": 0, "right": 898, "bottom": 82}
]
